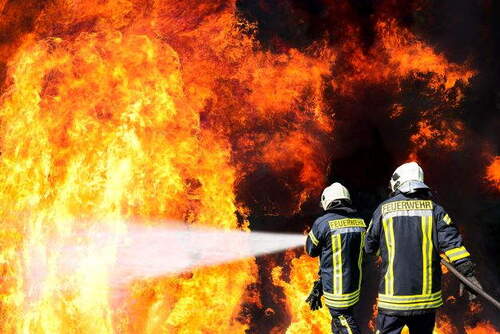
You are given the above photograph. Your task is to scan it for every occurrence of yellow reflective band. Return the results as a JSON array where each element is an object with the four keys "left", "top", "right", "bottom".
[
  {"left": 445, "top": 246, "right": 466, "bottom": 256},
  {"left": 324, "top": 290, "right": 360, "bottom": 301},
  {"left": 308, "top": 231, "right": 319, "bottom": 246},
  {"left": 324, "top": 298, "right": 360, "bottom": 308},
  {"left": 379, "top": 290, "right": 441, "bottom": 302},
  {"left": 332, "top": 234, "right": 343, "bottom": 294},
  {"left": 379, "top": 298, "right": 442, "bottom": 305},
  {"left": 358, "top": 231, "right": 365, "bottom": 290},
  {"left": 339, "top": 315, "right": 353, "bottom": 334},
  {"left": 379, "top": 297, "right": 441, "bottom": 306},
  {"left": 421, "top": 216, "right": 428, "bottom": 295},
  {"left": 324, "top": 297, "right": 360, "bottom": 307},
  {"left": 324, "top": 298, "right": 359, "bottom": 307},
  {"left": 445, "top": 246, "right": 471, "bottom": 262},
  {"left": 378, "top": 298, "right": 443, "bottom": 310},
  {"left": 445, "top": 246, "right": 467, "bottom": 256},
  {"left": 449, "top": 252, "right": 470, "bottom": 262},
  {"left": 329, "top": 218, "right": 366, "bottom": 229},
  {"left": 378, "top": 289, "right": 443, "bottom": 311},
  {"left": 448, "top": 250, "right": 471, "bottom": 262},
  {"left": 421, "top": 216, "right": 433, "bottom": 295},
  {"left": 382, "top": 217, "right": 395, "bottom": 295},
  {"left": 443, "top": 214, "right": 452, "bottom": 225},
  {"left": 379, "top": 296, "right": 441, "bottom": 307}
]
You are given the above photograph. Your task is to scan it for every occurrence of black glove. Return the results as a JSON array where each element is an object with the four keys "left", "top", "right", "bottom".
[
  {"left": 456, "top": 261, "right": 482, "bottom": 301},
  {"left": 305, "top": 280, "right": 323, "bottom": 311}
]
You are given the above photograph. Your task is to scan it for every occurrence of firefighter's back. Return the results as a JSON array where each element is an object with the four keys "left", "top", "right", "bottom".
[
  {"left": 374, "top": 192, "right": 443, "bottom": 315},
  {"left": 308, "top": 209, "right": 366, "bottom": 308},
  {"left": 305, "top": 182, "right": 366, "bottom": 334},
  {"left": 366, "top": 162, "right": 478, "bottom": 334}
]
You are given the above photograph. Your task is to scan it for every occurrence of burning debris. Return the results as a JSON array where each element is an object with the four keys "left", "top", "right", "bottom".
[{"left": 0, "top": 0, "right": 498, "bottom": 333}]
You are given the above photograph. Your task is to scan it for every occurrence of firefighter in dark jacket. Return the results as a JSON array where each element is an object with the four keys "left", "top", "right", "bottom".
[
  {"left": 305, "top": 182, "right": 366, "bottom": 334},
  {"left": 366, "top": 162, "right": 482, "bottom": 334}
]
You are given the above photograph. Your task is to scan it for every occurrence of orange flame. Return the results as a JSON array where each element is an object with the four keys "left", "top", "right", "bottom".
[
  {"left": 273, "top": 254, "right": 331, "bottom": 333},
  {"left": 0, "top": 0, "right": 497, "bottom": 333},
  {"left": 466, "top": 322, "right": 499, "bottom": 334},
  {"left": 409, "top": 119, "right": 465, "bottom": 160},
  {"left": 0, "top": 0, "right": 333, "bottom": 332},
  {"left": 485, "top": 156, "right": 500, "bottom": 191},
  {"left": 0, "top": 28, "right": 259, "bottom": 332}
]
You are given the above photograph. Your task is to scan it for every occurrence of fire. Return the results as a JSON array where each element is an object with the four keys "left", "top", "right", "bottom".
[
  {"left": 0, "top": 0, "right": 498, "bottom": 333},
  {"left": 376, "top": 19, "right": 475, "bottom": 91},
  {"left": 434, "top": 315, "right": 456, "bottom": 334},
  {"left": 466, "top": 322, "right": 499, "bottom": 334},
  {"left": 0, "top": 0, "right": 333, "bottom": 332},
  {"left": 0, "top": 27, "right": 258, "bottom": 333},
  {"left": 273, "top": 254, "right": 331, "bottom": 333},
  {"left": 485, "top": 156, "right": 500, "bottom": 190},
  {"left": 333, "top": 18, "right": 475, "bottom": 96},
  {"left": 409, "top": 119, "right": 464, "bottom": 160}
]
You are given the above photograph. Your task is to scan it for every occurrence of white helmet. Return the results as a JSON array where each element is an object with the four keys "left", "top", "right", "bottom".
[
  {"left": 390, "top": 162, "right": 425, "bottom": 192},
  {"left": 321, "top": 182, "right": 351, "bottom": 210}
]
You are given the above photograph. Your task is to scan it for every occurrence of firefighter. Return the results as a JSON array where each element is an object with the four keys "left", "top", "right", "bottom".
[
  {"left": 305, "top": 182, "right": 366, "bottom": 334},
  {"left": 365, "top": 162, "right": 481, "bottom": 334}
]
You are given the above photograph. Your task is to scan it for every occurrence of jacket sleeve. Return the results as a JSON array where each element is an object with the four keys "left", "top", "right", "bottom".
[
  {"left": 365, "top": 206, "right": 382, "bottom": 255},
  {"left": 305, "top": 218, "right": 323, "bottom": 257},
  {"left": 435, "top": 205, "right": 471, "bottom": 264}
]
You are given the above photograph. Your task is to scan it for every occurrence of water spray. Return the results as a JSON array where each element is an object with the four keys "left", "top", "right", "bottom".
[{"left": 25, "top": 222, "right": 306, "bottom": 297}]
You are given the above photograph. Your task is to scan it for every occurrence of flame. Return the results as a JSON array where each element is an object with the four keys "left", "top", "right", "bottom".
[
  {"left": 0, "top": 27, "right": 259, "bottom": 332},
  {"left": 434, "top": 315, "right": 456, "bottom": 334},
  {"left": 273, "top": 254, "right": 331, "bottom": 333},
  {"left": 409, "top": 119, "right": 464, "bottom": 160},
  {"left": 376, "top": 19, "right": 475, "bottom": 91},
  {"left": 485, "top": 156, "right": 500, "bottom": 190},
  {"left": 466, "top": 322, "right": 499, "bottom": 334},
  {"left": 0, "top": 0, "right": 333, "bottom": 332},
  {"left": 0, "top": 0, "right": 498, "bottom": 333},
  {"left": 334, "top": 18, "right": 475, "bottom": 95}
]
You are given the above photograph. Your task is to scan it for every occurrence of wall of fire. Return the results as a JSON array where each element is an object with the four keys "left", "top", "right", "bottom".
[{"left": 0, "top": 0, "right": 498, "bottom": 333}]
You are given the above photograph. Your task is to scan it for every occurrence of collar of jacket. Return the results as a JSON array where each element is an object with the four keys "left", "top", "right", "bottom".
[
  {"left": 391, "top": 187, "right": 432, "bottom": 199},
  {"left": 325, "top": 206, "right": 357, "bottom": 214}
]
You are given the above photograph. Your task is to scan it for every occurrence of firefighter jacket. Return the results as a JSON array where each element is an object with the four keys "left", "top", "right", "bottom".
[
  {"left": 306, "top": 206, "right": 366, "bottom": 309},
  {"left": 365, "top": 191, "right": 472, "bottom": 316}
]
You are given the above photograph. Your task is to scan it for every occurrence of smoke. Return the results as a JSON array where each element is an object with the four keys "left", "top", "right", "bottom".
[{"left": 24, "top": 223, "right": 305, "bottom": 298}]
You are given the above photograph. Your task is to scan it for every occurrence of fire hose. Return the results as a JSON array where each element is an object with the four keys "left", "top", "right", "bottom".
[{"left": 441, "top": 259, "right": 500, "bottom": 311}]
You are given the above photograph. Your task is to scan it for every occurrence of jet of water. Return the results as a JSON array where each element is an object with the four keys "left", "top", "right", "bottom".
[
  {"left": 109, "top": 224, "right": 306, "bottom": 285},
  {"left": 25, "top": 223, "right": 306, "bottom": 297}
]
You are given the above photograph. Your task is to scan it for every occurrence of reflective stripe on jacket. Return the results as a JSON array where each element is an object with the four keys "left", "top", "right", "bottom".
[
  {"left": 365, "top": 192, "right": 471, "bottom": 316},
  {"left": 306, "top": 207, "right": 366, "bottom": 309}
]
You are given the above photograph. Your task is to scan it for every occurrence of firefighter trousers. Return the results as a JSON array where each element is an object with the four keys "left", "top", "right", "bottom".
[
  {"left": 329, "top": 307, "right": 360, "bottom": 334},
  {"left": 376, "top": 312, "right": 436, "bottom": 334}
]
